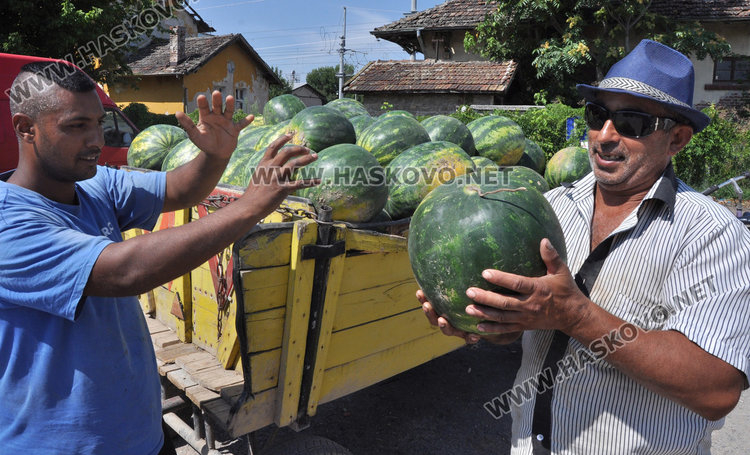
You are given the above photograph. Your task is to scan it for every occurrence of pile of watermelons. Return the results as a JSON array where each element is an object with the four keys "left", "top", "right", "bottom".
[{"left": 126, "top": 94, "right": 591, "bottom": 224}]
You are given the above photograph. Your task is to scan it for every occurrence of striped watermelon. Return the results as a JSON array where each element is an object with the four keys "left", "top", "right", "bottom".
[
  {"left": 349, "top": 114, "right": 375, "bottom": 140},
  {"left": 296, "top": 143, "right": 387, "bottom": 222},
  {"left": 127, "top": 124, "right": 187, "bottom": 170},
  {"left": 219, "top": 148, "right": 257, "bottom": 187},
  {"left": 380, "top": 110, "right": 416, "bottom": 120},
  {"left": 356, "top": 115, "right": 431, "bottom": 166},
  {"left": 286, "top": 106, "right": 356, "bottom": 152},
  {"left": 408, "top": 173, "right": 567, "bottom": 333},
  {"left": 384, "top": 141, "right": 475, "bottom": 220},
  {"left": 517, "top": 138, "right": 547, "bottom": 175},
  {"left": 237, "top": 125, "right": 271, "bottom": 151},
  {"left": 498, "top": 165, "right": 549, "bottom": 193},
  {"left": 325, "top": 98, "right": 369, "bottom": 119},
  {"left": 254, "top": 120, "right": 292, "bottom": 151},
  {"left": 160, "top": 138, "right": 200, "bottom": 171},
  {"left": 420, "top": 115, "right": 477, "bottom": 156},
  {"left": 545, "top": 146, "right": 591, "bottom": 189},
  {"left": 467, "top": 115, "right": 525, "bottom": 166},
  {"left": 263, "top": 94, "right": 306, "bottom": 125},
  {"left": 471, "top": 156, "right": 500, "bottom": 171}
]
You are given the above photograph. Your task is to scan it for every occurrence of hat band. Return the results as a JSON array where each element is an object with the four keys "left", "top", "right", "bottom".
[{"left": 598, "top": 77, "right": 690, "bottom": 108}]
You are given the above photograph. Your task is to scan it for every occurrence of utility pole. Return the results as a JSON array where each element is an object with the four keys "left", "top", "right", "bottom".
[{"left": 337, "top": 6, "right": 347, "bottom": 99}]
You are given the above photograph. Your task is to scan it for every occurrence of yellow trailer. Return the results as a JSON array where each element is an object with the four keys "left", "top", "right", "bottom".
[{"left": 124, "top": 182, "right": 464, "bottom": 453}]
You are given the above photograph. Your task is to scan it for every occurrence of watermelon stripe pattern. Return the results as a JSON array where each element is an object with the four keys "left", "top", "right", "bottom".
[
  {"left": 127, "top": 124, "right": 188, "bottom": 170},
  {"left": 286, "top": 106, "right": 356, "bottom": 152},
  {"left": 263, "top": 94, "right": 305, "bottom": 125},
  {"left": 356, "top": 116, "right": 431, "bottom": 166},
  {"left": 544, "top": 146, "right": 591, "bottom": 189},
  {"left": 467, "top": 115, "right": 525, "bottom": 166}
]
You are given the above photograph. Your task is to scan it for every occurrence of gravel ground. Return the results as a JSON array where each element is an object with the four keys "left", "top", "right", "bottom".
[{"left": 172, "top": 340, "right": 750, "bottom": 454}]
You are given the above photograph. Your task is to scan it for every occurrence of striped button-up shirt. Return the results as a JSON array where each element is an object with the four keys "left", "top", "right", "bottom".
[{"left": 508, "top": 167, "right": 750, "bottom": 454}]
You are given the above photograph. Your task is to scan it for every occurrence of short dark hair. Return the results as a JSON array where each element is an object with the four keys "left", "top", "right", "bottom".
[{"left": 9, "top": 61, "right": 96, "bottom": 119}]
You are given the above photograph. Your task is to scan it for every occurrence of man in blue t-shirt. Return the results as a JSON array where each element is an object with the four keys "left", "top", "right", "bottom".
[{"left": 0, "top": 61, "right": 318, "bottom": 455}]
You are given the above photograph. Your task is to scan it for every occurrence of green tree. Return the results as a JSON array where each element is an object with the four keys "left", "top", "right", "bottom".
[
  {"left": 306, "top": 64, "right": 355, "bottom": 103},
  {"left": 268, "top": 66, "right": 292, "bottom": 99},
  {"left": 465, "top": 0, "right": 730, "bottom": 104},
  {"left": 0, "top": 0, "right": 182, "bottom": 84}
]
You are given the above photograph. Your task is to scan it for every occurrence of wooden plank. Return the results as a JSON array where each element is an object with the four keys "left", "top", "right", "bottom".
[
  {"left": 235, "top": 230, "right": 293, "bottom": 269},
  {"left": 237, "top": 266, "right": 290, "bottom": 314},
  {"left": 203, "top": 387, "right": 277, "bottom": 438},
  {"left": 175, "top": 352, "right": 222, "bottom": 374},
  {"left": 185, "top": 384, "right": 221, "bottom": 406},
  {"left": 167, "top": 368, "right": 199, "bottom": 390},
  {"left": 344, "top": 228, "right": 406, "bottom": 254},
  {"left": 274, "top": 219, "right": 317, "bottom": 427},
  {"left": 145, "top": 316, "right": 170, "bottom": 335},
  {"left": 325, "top": 308, "right": 435, "bottom": 368},
  {"left": 306, "top": 225, "right": 346, "bottom": 416},
  {"left": 152, "top": 330, "right": 181, "bottom": 349},
  {"left": 337, "top": 250, "right": 413, "bottom": 296},
  {"left": 191, "top": 364, "right": 243, "bottom": 392},
  {"left": 333, "top": 278, "right": 420, "bottom": 332},
  {"left": 158, "top": 362, "right": 182, "bottom": 376},
  {"left": 246, "top": 349, "right": 281, "bottom": 393},
  {"left": 317, "top": 330, "right": 464, "bottom": 406},
  {"left": 244, "top": 307, "right": 285, "bottom": 353},
  {"left": 154, "top": 343, "right": 201, "bottom": 363}
]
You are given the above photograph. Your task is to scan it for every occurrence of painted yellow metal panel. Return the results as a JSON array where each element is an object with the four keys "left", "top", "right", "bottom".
[
  {"left": 317, "top": 331, "right": 465, "bottom": 406},
  {"left": 274, "top": 219, "right": 317, "bottom": 427},
  {"left": 305, "top": 225, "right": 347, "bottom": 416}
]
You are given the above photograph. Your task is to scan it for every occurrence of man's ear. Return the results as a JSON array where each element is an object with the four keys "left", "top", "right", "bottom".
[
  {"left": 13, "top": 113, "right": 35, "bottom": 144},
  {"left": 667, "top": 124, "right": 694, "bottom": 157}
]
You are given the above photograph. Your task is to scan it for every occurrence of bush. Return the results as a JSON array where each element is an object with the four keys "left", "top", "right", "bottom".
[
  {"left": 121, "top": 103, "right": 179, "bottom": 130},
  {"left": 673, "top": 105, "right": 750, "bottom": 198}
]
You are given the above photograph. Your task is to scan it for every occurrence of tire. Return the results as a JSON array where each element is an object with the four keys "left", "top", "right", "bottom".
[{"left": 261, "top": 435, "right": 352, "bottom": 455}]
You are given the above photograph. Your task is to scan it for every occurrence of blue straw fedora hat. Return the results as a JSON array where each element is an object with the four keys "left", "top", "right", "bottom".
[{"left": 577, "top": 39, "right": 710, "bottom": 132}]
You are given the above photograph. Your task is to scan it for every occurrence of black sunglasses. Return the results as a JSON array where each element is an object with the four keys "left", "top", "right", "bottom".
[{"left": 584, "top": 102, "right": 677, "bottom": 139}]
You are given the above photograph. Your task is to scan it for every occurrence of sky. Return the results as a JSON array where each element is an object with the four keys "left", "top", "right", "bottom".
[{"left": 190, "top": 0, "right": 445, "bottom": 86}]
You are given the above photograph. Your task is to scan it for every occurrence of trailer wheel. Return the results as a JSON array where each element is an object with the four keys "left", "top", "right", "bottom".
[{"left": 261, "top": 435, "right": 351, "bottom": 455}]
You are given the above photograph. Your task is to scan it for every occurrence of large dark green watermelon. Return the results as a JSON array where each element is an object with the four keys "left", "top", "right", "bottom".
[
  {"left": 471, "top": 156, "right": 499, "bottom": 172},
  {"left": 497, "top": 166, "right": 550, "bottom": 193},
  {"left": 325, "top": 98, "right": 369, "bottom": 119},
  {"left": 237, "top": 125, "right": 271, "bottom": 151},
  {"left": 254, "top": 120, "right": 292, "bottom": 151},
  {"left": 408, "top": 174, "right": 567, "bottom": 333},
  {"left": 384, "top": 141, "right": 475, "bottom": 220},
  {"left": 286, "top": 106, "right": 356, "bottom": 152},
  {"left": 467, "top": 115, "right": 525, "bottom": 166},
  {"left": 356, "top": 115, "right": 431, "bottom": 166},
  {"left": 160, "top": 138, "right": 200, "bottom": 171},
  {"left": 296, "top": 143, "right": 387, "bottom": 222},
  {"left": 349, "top": 114, "right": 375, "bottom": 140},
  {"left": 263, "top": 94, "right": 306, "bottom": 125},
  {"left": 544, "top": 146, "right": 591, "bottom": 189},
  {"left": 127, "top": 124, "right": 187, "bottom": 170},
  {"left": 517, "top": 138, "right": 546, "bottom": 175},
  {"left": 420, "top": 115, "right": 477, "bottom": 156}
]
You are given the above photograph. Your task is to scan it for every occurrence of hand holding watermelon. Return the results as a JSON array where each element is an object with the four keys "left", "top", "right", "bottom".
[
  {"left": 175, "top": 90, "right": 254, "bottom": 161},
  {"left": 463, "top": 239, "right": 590, "bottom": 335}
]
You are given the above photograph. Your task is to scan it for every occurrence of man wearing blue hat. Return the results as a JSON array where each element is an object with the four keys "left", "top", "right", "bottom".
[{"left": 421, "top": 39, "right": 750, "bottom": 453}]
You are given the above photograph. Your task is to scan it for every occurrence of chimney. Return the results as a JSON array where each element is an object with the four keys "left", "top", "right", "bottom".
[{"left": 169, "top": 26, "right": 186, "bottom": 66}]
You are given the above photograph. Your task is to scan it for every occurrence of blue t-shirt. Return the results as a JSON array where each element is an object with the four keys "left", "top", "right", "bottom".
[{"left": 0, "top": 166, "right": 167, "bottom": 455}]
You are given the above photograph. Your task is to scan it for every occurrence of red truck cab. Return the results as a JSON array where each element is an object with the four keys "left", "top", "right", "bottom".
[{"left": 0, "top": 52, "right": 139, "bottom": 173}]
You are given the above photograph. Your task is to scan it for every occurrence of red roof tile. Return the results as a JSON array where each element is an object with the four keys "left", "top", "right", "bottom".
[{"left": 344, "top": 59, "right": 517, "bottom": 94}]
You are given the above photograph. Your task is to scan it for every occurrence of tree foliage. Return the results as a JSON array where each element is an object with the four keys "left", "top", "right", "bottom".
[
  {"left": 465, "top": 0, "right": 731, "bottom": 104},
  {"left": 269, "top": 66, "right": 293, "bottom": 99},
  {"left": 306, "top": 64, "right": 355, "bottom": 103},
  {"left": 0, "top": 0, "right": 178, "bottom": 84}
]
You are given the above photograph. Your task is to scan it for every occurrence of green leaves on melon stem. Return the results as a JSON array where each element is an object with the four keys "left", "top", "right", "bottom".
[{"left": 466, "top": 185, "right": 528, "bottom": 198}]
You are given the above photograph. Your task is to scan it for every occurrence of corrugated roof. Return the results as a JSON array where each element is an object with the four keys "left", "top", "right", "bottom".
[
  {"left": 344, "top": 59, "right": 516, "bottom": 94},
  {"left": 125, "top": 34, "right": 281, "bottom": 84}
]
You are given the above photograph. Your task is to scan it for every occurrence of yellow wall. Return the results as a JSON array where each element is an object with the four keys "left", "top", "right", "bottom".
[
  {"left": 108, "top": 76, "right": 185, "bottom": 115},
  {"left": 183, "top": 43, "right": 271, "bottom": 114},
  {"left": 107, "top": 41, "right": 272, "bottom": 115}
]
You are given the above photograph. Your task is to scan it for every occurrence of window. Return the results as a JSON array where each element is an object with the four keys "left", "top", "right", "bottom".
[
  {"left": 235, "top": 88, "right": 246, "bottom": 111},
  {"left": 102, "top": 108, "right": 138, "bottom": 147},
  {"left": 713, "top": 57, "right": 750, "bottom": 83}
]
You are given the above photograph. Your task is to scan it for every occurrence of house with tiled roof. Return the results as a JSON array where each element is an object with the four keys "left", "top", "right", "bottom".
[
  {"left": 350, "top": 0, "right": 749, "bottom": 112},
  {"left": 108, "top": 28, "right": 281, "bottom": 115},
  {"left": 344, "top": 0, "right": 517, "bottom": 115},
  {"left": 650, "top": 0, "right": 750, "bottom": 107}
]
